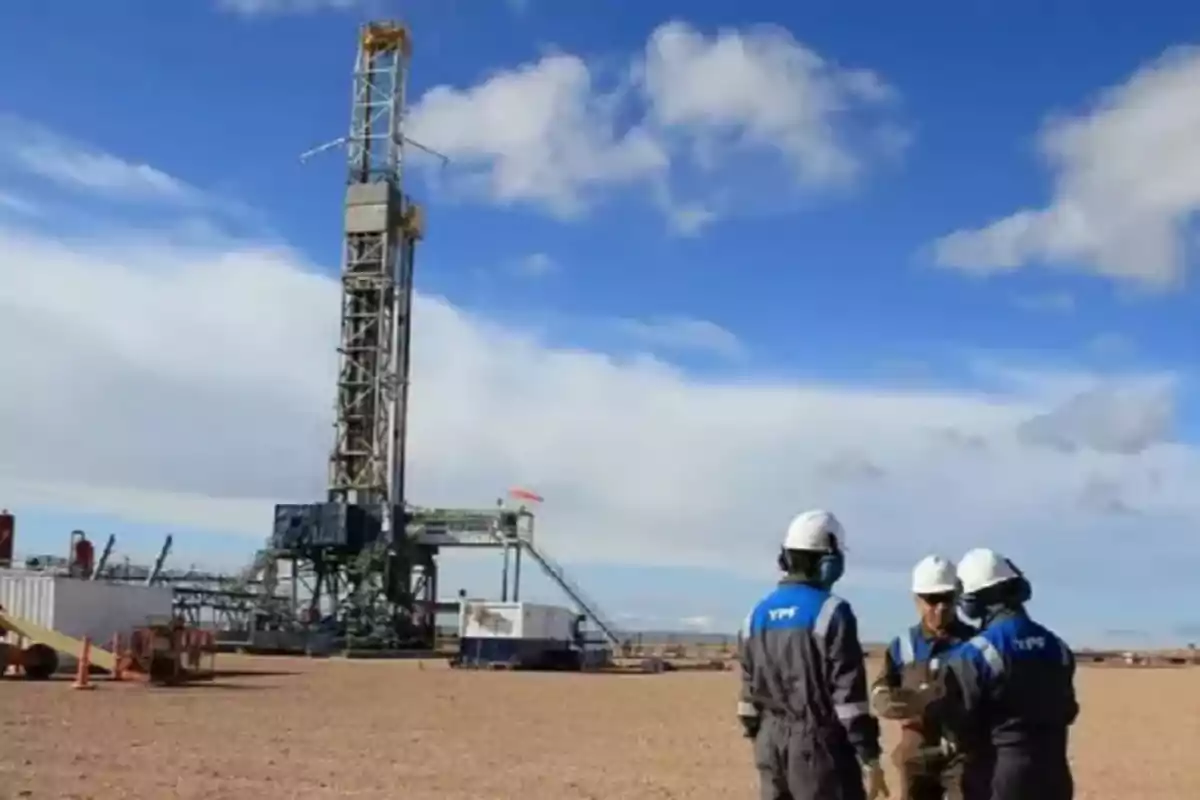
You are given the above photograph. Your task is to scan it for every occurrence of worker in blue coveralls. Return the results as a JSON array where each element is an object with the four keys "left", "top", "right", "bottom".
[
  {"left": 737, "top": 509, "right": 889, "bottom": 800},
  {"left": 870, "top": 555, "right": 976, "bottom": 800},
  {"left": 926, "top": 548, "right": 1078, "bottom": 800}
]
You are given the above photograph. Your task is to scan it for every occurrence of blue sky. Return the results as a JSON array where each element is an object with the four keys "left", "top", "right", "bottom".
[{"left": 1, "top": 1, "right": 1199, "bottom": 646}]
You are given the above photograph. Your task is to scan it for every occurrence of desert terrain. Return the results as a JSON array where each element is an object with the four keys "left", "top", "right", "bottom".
[{"left": 0, "top": 655, "right": 1195, "bottom": 799}]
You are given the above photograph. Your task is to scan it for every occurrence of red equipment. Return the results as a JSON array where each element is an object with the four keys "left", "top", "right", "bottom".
[
  {"left": 0, "top": 510, "right": 13, "bottom": 566},
  {"left": 69, "top": 531, "right": 94, "bottom": 578}
]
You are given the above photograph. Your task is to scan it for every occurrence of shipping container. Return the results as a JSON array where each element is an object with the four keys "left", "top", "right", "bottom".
[
  {"left": 458, "top": 601, "right": 579, "bottom": 642},
  {"left": 0, "top": 570, "right": 174, "bottom": 670},
  {"left": 454, "top": 636, "right": 584, "bottom": 670}
]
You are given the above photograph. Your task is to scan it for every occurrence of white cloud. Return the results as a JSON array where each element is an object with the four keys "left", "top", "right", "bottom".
[
  {"left": 616, "top": 316, "right": 745, "bottom": 360},
  {"left": 2, "top": 214, "right": 1199, "bottom": 588},
  {"left": 661, "top": 201, "right": 718, "bottom": 236},
  {"left": 639, "top": 21, "right": 898, "bottom": 187},
  {"left": 1017, "top": 378, "right": 1175, "bottom": 455},
  {"left": 1087, "top": 332, "right": 1136, "bottom": 360},
  {"left": 215, "top": 0, "right": 365, "bottom": 14},
  {"left": 409, "top": 54, "right": 668, "bottom": 217},
  {"left": 406, "top": 21, "right": 903, "bottom": 226},
  {"left": 3, "top": 124, "right": 1200, "bottom": 605},
  {"left": 0, "top": 189, "right": 38, "bottom": 216},
  {"left": 932, "top": 47, "right": 1200, "bottom": 290},
  {"left": 512, "top": 252, "right": 557, "bottom": 278},
  {"left": 0, "top": 117, "right": 198, "bottom": 203},
  {"left": 1014, "top": 291, "right": 1075, "bottom": 314}
]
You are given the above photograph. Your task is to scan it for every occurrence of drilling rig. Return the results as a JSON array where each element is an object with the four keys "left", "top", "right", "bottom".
[
  {"left": 268, "top": 21, "right": 426, "bottom": 648},
  {"left": 248, "top": 21, "right": 624, "bottom": 654}
]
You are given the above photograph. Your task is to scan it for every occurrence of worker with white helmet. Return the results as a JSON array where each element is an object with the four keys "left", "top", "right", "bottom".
[
  {"left": 737, "top": 509, "right": 889, "bottom": 800},
  {"left": 870, "top": 556, "right": 976, "bottom": 800},
  {"left": 926, "top": 548, "right": 1078, "bottom": 800}
]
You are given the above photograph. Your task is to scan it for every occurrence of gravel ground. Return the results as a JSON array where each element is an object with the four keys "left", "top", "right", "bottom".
[{"left": 0, "top": 655, "right": 1196, "bottom": 799}]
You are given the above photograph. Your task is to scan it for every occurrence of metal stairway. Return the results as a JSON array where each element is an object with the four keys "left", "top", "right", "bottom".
[
  {"left": 404, "top": 505, "right": 626, "bottom": 650},
  {"left": 521, "top": 540, "right": 624, "bottom": 648}
]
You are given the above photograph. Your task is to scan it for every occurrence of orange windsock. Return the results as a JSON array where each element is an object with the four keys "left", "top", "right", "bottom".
[{"left": 508, "top": 487, "right": 544, "bottom": 504}]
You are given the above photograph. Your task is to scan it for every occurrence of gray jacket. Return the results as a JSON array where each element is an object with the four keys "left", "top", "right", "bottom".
[{"left": 738, "top": 577, "right": 882, "bottom": 764}]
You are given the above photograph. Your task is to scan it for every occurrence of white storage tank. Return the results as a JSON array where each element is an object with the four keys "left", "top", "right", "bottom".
[
  {"left": 0, "top": 569, "right": 174, "bottom": 670},
  {"left": 456, "top": 601, "right": 584, "bottom": 670}
]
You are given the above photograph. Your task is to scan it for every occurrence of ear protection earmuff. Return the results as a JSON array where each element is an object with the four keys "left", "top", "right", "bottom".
[
  {"left": 959, "top": 558, "right": 1032, "bottom": 620},
  {"left": 958, "top": 594, "right": 984, "bottom": 622},
  {"left": 1005, "top": 558, "right": 1033, "bottom": 604},
  {"left": 777, "top": 545, "right": 845, "bottom": 589},
  {"left": 816, "top": 548, "right": 845, "bottom": 589}
]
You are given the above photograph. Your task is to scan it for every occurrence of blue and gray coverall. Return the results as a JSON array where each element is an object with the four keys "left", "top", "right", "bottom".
[
  {"left": 871, "top": 621, "right": 976, "bottom": 800},
  {"left": 738, "top": 578, "right": 882, "bottom": 800},
  {"left": 932, "top": 608, "right": 1078, "bottom": 800}
]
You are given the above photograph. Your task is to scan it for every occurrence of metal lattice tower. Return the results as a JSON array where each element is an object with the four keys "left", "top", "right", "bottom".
[
  {"left": 329, "top": 21, "right": 423, "bottom": 540},
  {"left": 217, "top": 21, "right": 623, "bottom": 654}
]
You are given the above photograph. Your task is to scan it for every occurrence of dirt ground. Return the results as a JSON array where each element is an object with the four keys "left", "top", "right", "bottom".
[{"left": 0, "top": 655, "right": 1195, "bottom": 799}]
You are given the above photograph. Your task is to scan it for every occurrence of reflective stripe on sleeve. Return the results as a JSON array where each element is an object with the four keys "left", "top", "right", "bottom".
[
  {"left": 813, "top": 595, "right": 844, "bottom": 639},
  {"left": 834, "top": 701, "right": 870, "bottom": 721},
  {"left": 967, "top": 634, "right": 1005, "bottom": 676},
  {"left": 898, "top": 630, "right": 916, "bottom": 664},
  {"left": 737, "top": 700, "right": 759, "bottom": 718}
]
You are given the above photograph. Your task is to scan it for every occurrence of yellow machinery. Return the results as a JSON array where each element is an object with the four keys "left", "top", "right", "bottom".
[
  {"left": 0, "top": 606, "right": 116, "bottom": 679},
  {"left": 1, "top": 606, "right": 214, "bottom": 685}
]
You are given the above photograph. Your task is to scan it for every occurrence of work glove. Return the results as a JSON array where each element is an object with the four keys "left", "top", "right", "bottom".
[
  {"left": 738, "top": 715, "right": 760, "bottom": 739},
  {"left": 876, "top": 682, "right": 943, "bottom": 720},
  {"left": 863, "top": 760, "right": 890, "bottom": 799},
  {"left": 871, "top": 687, "right": 917, "bottom": 720}
]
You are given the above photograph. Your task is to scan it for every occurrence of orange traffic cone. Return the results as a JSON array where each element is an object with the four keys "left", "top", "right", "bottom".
[
  {"left": 73, "top": 636, "right": 95, "bottom": 691},
  {"left": 110, "top": 633, "right": 124, "bottom": 681}
]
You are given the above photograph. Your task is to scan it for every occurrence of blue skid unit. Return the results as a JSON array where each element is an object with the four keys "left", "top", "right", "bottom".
[{"left": 454, "top": 637, "right": 588, "bottom": 671}]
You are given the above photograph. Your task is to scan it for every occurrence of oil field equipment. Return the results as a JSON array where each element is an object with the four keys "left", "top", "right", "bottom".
[
  {"left": 0, "top": 603, "right": 117, "bottom": 680},
  {"left": 451, "top": 601, "right": 608, "bottom": 671},
  {"left": 46, "top": 22, "right": 629, "bottom": 660},
  {"left": 117, "top": 619, "right": 216, "bottom": 685},
  {"left": 182, "top": 21, "right": 627, "bottom": 657}
]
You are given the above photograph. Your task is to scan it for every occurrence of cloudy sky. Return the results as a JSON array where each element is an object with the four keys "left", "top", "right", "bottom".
[{"left": 1, "top": 1, "right": 1198, "bottom": 644}]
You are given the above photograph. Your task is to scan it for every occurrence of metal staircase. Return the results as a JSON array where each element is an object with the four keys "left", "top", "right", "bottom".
[{"left": 521, "top": 540, "right": 624, "bottom": 648}]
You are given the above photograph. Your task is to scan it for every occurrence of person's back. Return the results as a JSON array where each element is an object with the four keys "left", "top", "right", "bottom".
[
  {"left": 737, "top": 510, "right": 886, "bottom": 800},
  {"left": 957, "top": 610, "right": 1076, "bottom": 791},
  {"left": 933, "top": 550, "right": 1078, "bottom": 800}
]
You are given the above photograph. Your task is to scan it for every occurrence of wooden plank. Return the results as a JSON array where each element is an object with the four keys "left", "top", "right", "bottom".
[{"left": 0, "top": 610, "right": 116, "bottom": 672}]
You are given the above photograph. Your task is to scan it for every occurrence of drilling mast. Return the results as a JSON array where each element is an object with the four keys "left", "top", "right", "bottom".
[
  {"left": 268, "top": 21, "right": 426, "bottom": 646},
  {"left": 252, "top": 21, "right": 624, "bottom": 654},
  {"left": 330, "top": 21, "right": 419, "bottom": 530}
]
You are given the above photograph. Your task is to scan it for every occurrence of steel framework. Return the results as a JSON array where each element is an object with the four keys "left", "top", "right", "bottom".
[
  {"left": 265, "top": 21, "right": 425, "bottom": 646},
  {"left": 167, "top": 21, "right": 626, "bottom": 654},
  {"left": 330, "top": 20, "right": 417, "bottom": 525}
]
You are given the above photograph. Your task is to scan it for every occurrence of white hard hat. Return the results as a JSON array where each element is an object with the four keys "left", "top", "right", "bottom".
[
  {"left": 911, "top": 555, "right": 958, "bottom": 594},
  {"left": 783, "top": 509, "right": 844, "bottom": 552},
  {"left": 956, "top": 547, "right": 1020, "bottom": 595}
]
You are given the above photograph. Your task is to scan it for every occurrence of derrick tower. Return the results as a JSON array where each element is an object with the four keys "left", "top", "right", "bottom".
[
  {"left": 258, "top": 21, "right": 624, "bottom": 654},
  {"left": 330, "top": 22, "right": 418, "bottom": 533},
  {"left": 269, "top": 21, "right": 426, "bottom": 645}
]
